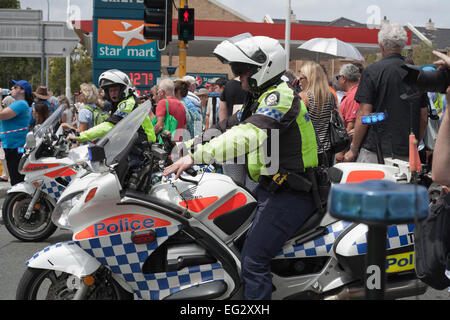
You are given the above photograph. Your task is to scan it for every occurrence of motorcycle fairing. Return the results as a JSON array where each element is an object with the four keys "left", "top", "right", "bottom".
[
  {"left": 40, "top": 179, "right": 68, "bottom": 202},
  {"left": 7, "top": 177, "right": 69, "bottom": 204},
  {"left": 335, "top": 223, "right": 415, "bottom": 257},
  {"left": 76, "top": 224, "right": 225, "bottom": 300},
  {"left": 274, "top": 221, "right": 415, "bottom": 259},
  {"left": 274, "top": 221, "right": 353, "bottom": 259},
  {"left": 26, "top": 241, "right": 101, "bottom": 279}
]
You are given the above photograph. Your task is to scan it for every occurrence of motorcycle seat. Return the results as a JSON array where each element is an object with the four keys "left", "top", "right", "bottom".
[{"left": 288, "top": 209, "right": 325, "bottom": 241}]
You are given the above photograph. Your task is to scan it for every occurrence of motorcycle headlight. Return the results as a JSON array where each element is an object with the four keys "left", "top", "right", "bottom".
[{"left": 52, "top": 191, "right": 83, "bottom": 229}]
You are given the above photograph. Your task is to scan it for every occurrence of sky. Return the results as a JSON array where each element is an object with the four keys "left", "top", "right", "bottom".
[{"left": 18, "top": 0, "right": 450, "bottom": 29}]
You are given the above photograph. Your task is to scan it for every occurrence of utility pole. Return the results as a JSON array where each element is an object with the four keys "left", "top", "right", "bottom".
[
  {"left": 178, "top": 0, "right": 187, "bottom": 78},
  {"left": 46, "top": 0, "right": 50, "bottom": 89},
  {"left": 285, "top": 0, "right": 291, "bottom": 71}
]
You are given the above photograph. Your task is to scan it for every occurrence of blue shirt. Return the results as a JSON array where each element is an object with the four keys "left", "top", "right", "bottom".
[
  {"left": 78, "top": 105, "right": 95, "bottom": 129},
  {"left": 1, "top": 100, "right": 31, "bottom": 149}
]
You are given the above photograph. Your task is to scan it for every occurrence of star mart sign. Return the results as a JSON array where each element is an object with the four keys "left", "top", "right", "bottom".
[
  {"left": 97, "top": 19, "right": 158, "bottom": 60},
  {"left": 93, "top": 0, "right": 161, "bottom": 92}
]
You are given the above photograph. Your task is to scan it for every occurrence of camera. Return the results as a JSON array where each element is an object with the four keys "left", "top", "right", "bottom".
[{"left": 402, "top": 64, "right": 450, "bottom": 97}]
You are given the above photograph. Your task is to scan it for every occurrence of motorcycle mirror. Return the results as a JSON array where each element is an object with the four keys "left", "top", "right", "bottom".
[
  {"left": 25, "top": 132, "right": 36, "bottom": 149},
  {"left": 88, "top": 145, "right": 106, "bottom": 162}
]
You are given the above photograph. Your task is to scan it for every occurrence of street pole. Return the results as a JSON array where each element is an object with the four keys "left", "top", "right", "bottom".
[
  {"left": 178, "top": 0, "right": 187, "bottom": 78},
  {"left": 66, "top": 55, "right": 71, "bottom": 102},
  {"left": 46, "top": 0, "right": 50, "bottom": 89},
  {"left": 285, "top": 0, "right": 291, "bottom": 71},
  {"left": 41, "top": 20, "right": 45, "bottom": 85},
  {"left": 66, "top": 0, "right": 72, "bottom": 102}
]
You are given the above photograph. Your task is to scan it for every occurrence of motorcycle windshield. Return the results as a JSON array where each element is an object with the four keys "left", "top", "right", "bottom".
[
  {"left": 34, "top": 105, "right": 65, "bottom": 139},
  {"left": 97, "top": 100, "right": 152, "bottom": 166}
]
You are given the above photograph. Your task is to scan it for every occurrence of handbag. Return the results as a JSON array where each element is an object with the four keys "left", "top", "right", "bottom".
[
  {"left": 152, "top": 99, "right": 178, "bottom": 144},
  {"left": 414, "top": 190, "right": 450, "bottom": 290},
  {"left": 329, "top": 108, "right": 350, "bottom": 154}
]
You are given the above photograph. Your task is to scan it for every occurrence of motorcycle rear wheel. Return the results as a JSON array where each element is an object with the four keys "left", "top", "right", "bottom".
[
  {"left": 16, "top": 267, "right": 133, "bottom": 300},
  {"left": 2, "top": 192, "right": 57, "bottom": 242}
]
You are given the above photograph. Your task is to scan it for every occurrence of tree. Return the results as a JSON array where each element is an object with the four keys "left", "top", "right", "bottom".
[
  {"left": 0, "top": 1, "right": 42, "bottom": 91},
  {"left": 0, "top": 0, "right": 20, "bottom": 9},
  {"left": 411, "top": 42, "right": 436, "bottom": 66},
  {"left": 49, "top": 45, "right": 93, "bottom": 97},
  {"left": 0, "top": 57, "right": 41, "bottom": 90}
]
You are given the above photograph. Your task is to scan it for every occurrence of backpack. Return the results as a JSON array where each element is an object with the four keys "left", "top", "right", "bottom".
[
  {"left": 414, "top": 190, "right": 450, "bottom": 290},
  {"left": 84, "top": 104, "right": 110, "bottom": 126}
]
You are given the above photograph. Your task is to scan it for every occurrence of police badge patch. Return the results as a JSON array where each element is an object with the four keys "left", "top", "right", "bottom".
[
  {"left": 265, "top": 92, "right": 280, "bottom": 106},
  {"left": 118, "top": 102, "right": 127, "bottom": 111}
]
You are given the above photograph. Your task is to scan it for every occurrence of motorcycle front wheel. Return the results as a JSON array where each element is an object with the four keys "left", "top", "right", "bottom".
[
  {"left": 16, "top": 268, "right": 134, "bottom": 300},
  {"left": 2, "top": 192, "right": 57, "bottom": 242}
]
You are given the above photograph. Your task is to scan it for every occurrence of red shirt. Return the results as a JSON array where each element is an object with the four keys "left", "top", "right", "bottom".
[
  {"left": 155, "top": 97, "right": 186, "bottom": 141},
  {"left": 339, "top": 85, "right": 360, "bottom": 128}
]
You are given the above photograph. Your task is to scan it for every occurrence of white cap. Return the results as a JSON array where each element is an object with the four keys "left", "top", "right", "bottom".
[{"left": 182, "top": 75, "right": 197, "bottom": 86}]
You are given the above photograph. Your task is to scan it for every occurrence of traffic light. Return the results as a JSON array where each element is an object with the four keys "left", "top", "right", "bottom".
[
  {"left": 143, "top": 0, "right": 172, "bottom": 44},
  {"left": 178, "top": 7, "right": 194, "bottom": 42}
]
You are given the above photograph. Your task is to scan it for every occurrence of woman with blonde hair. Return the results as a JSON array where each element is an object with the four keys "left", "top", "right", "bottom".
[
  {"left": 62, "top": 83, "right": 99, "bottom": 133},
  {"left": 299, "top": 61, "right": 336, "bottom": 166}
]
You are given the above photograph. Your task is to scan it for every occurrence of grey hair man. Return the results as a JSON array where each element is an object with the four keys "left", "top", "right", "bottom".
[
  {"left": 343, "top": 23, "right": 429, "bottom": 164},
  {"left": 335, "top": 64, "right": 361, "bottom": 163},
  {"left": 377, "top": 23, "right": 408, "bottom": 54},
  {"left": 339, "top": 64, "right": 360, "bottom": 86},
  {"left": 181, "top": 75, "right": 201, "bottom": 108}
]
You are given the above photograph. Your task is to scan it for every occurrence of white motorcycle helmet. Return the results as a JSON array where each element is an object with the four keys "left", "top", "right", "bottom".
[
  {"left": 213, "top": 33, "right": 286, "bottom": 94},
  {"left": 98, "top": 69, "right": 135, "bottom": 101}
]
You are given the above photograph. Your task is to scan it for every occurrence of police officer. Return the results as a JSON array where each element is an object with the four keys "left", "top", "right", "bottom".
[
  {"left": 163, "top": 34, "right": 319, "bottom": 300},
  {"left": 67, "top": 69, "right": 155, "bottom": 144}
]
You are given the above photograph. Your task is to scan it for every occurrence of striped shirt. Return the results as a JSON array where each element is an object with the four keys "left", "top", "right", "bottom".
[{"left": 306, "top": 91, "right": 335, "bottom": 153}]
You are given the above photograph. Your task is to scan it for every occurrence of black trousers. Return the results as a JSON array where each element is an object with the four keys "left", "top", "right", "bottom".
[{"left": 4, "top": 148, "right": 25, "bottom": 186}]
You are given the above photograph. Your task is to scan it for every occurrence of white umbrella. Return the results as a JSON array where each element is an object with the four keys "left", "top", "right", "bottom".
[{"left": 298, "top": 38, "right": 365, "bottom": 62}]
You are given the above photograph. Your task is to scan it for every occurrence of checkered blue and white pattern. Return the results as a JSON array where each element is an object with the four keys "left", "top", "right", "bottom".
[
  {"left": 352, "top": 224, "right": 415, "bottom": 255},
  {"left": 255, "top": 107, "right": 284, "bottom": 121},
  {"left": 41, "top": 180, "right": 66, "bottom": 202},
  {"left": 137, "top": 262, "right": 224, "bottom": 300},
  {"left": 75, "top": 224, "right": 225, "bottom": 300},
  {"left": 26, "top": 241, "right": 78, "bottom": 265},
  {"left": 275, "top": 221, "right": 353, "bottom": 259}
]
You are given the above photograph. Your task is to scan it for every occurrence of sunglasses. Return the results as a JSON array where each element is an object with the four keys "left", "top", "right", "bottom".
[{"left": 335, "top": 75, "right": 344, "bottom": 80}]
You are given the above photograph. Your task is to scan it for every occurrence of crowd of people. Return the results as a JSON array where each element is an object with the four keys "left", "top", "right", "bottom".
[{"left": 0, "top": 22, "right": 449, "bottom": 300}]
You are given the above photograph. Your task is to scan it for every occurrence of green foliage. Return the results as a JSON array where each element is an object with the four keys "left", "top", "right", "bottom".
[
  {"left": 0, "top": 57, "right": 41, "bottom": 90},
  {"left": 411, "top": 42, "right": 436, "bottom": 66},
  {"left": 49, "top": 46, "right": 93, "bottom": 96},
  {"left": 364, "top": 53, "right": 382, "bottom": 65},
  {"left": 0, "top": 0, "right": 20, "bottom": 9}
]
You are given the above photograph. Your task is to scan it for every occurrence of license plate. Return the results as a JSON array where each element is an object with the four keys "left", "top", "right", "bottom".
[{"left": 386, "top": 252, "right": 414, "bottom": 273}]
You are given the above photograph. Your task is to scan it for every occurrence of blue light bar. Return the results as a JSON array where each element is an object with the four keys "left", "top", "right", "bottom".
[
  {"left": 328, "top": 180, "right": 429, "bottom": 224},
  {"left": 361, "top": 112, "right": 386, "bottom": 125}
]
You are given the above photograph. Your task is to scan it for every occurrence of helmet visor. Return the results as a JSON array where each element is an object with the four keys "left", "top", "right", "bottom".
[
  {"left": 228, "top": 33, "right": 267, "bottom": 64},
  {"left": 230, "top": 63, "right": 258, "bottom": 77}
]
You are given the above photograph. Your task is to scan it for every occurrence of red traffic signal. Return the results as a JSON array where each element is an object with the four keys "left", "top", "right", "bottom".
[{"left": 178, "top": 8, "right": 194, "bottom": 42}]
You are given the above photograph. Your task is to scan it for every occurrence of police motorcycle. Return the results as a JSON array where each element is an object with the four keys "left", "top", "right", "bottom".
[
  {"left": 2, "top": 105, "right": 89, "bottom": 242},
  {"left": 17, "top": 100, "right": 429, "bottom": 300}
]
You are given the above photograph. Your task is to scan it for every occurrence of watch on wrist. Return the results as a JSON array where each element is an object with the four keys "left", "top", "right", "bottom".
[{"left": 350, "top": 144, "right": 359, "bottom": 152}]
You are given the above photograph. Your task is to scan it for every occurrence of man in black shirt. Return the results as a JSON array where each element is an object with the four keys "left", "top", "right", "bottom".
[
  {"left": 219, "top": 76, "right": 247, "bottom": 121},
  {"left": 344, "top": 23, "right": 428, "bottom": 163}
]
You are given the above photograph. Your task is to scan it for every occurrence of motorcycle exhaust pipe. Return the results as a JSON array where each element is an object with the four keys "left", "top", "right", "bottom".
[{"left": 324, "top": 279, "right": 428, "bottom": 300}]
